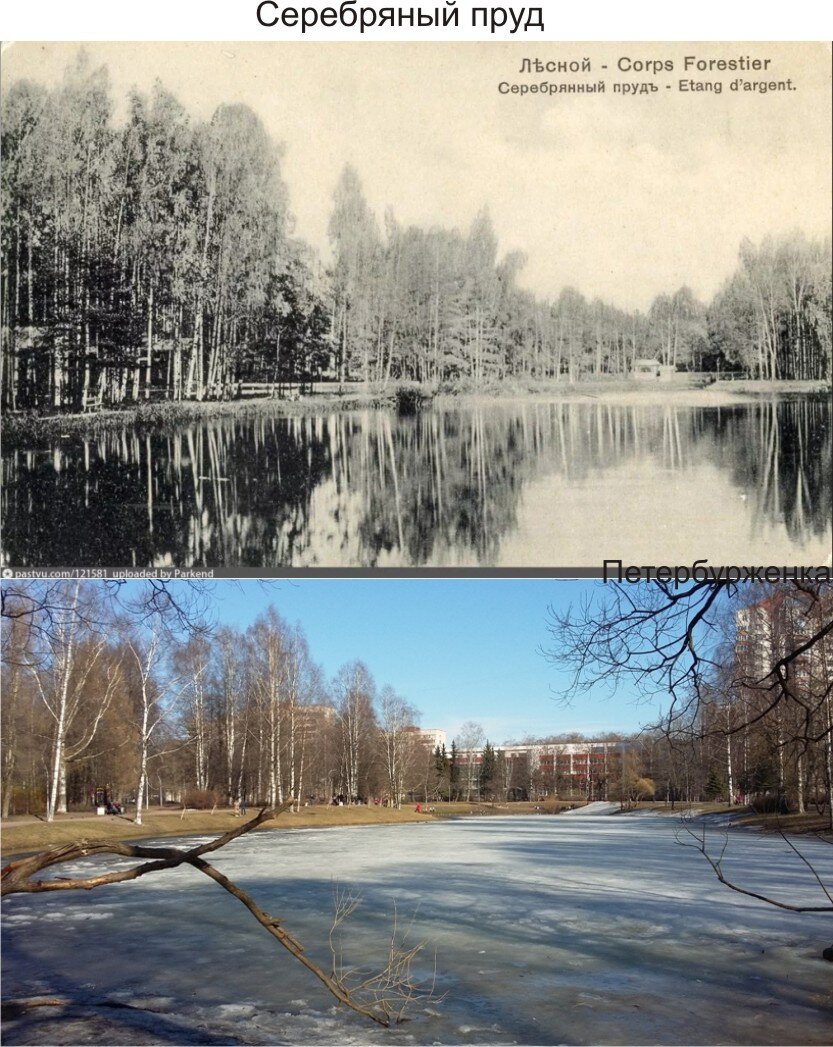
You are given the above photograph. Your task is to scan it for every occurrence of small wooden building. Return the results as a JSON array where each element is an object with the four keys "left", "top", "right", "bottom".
[{"left": 633, "top": 358, "right": 675, "bottom": 381}]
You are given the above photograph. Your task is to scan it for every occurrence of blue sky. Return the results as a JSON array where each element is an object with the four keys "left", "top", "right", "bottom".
[{"left": 191, "top": 579, "right": 656, "bottom": 743}]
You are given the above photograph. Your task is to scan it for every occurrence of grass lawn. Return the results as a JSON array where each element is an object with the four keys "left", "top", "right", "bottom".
[
  {"left": 1, "top": 804, "right": 430, "bottom": 858},
  {"left": 6, "top": 799, "right": 827, "bottom": 859}
]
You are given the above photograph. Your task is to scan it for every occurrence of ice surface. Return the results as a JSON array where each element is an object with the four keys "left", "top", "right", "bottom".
[
  {"left": 2, "top": 814, "right": 832, "bottom": 1045},
  {"left": 561, "top": 801, "right": 619, "bottom": 816}
]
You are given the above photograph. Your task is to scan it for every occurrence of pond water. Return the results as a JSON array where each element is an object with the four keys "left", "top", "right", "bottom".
[
  {"left": 2, "top": 397, "right": 830, "bottom": 568},
  {"left": 2, "top": 814, "right": 832, "bottom": 1045}
]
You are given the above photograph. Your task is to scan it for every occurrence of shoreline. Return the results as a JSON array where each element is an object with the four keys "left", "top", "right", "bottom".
[
  {"left": 3, "top": 379, "right": 829, "bottom": 445},
  {"left": 0, "top": 800, "right": 575, "bottom": 858},
  {"left": 3, "top": 799, "right": 822, "bottom": 860}
]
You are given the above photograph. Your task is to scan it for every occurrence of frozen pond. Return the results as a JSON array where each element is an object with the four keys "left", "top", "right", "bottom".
[{"left": 3, "top": 813, "right": 832, "bottom": 1045}]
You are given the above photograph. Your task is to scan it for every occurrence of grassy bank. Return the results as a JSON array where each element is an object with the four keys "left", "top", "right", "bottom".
[
  {"left": 733, "top": 808, "right": 833, "bottom": 835},
  {"left": 0, "top": 799, "right": 586, "bottom": 857},
  {"left": 710, "top": 378, "right": 830, "bottom": 396},
  {"left": 439, "top": 378, "right": 830, "bottom": 410},
  {"left": 4, "top": 800, "right": 827, "bottom": 859},
  {"left": 0, "top": 804, "right": 432, "bottom": 857},
  {"left": 2, "top": 391, "right": 392, "bottom": 445},
  {"left": 5, "top": 378, "right": 827, "bottom": 446},
  {"left": 622, "top": 800, "right": 833, "bottom": 835}
]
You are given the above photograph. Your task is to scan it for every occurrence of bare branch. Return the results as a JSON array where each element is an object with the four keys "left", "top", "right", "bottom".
[
  {"left": 1, "top": 805, "right": 441, "bottom": 1028},
  {"left": 676, "top": 817, "right": 833, "bottom": 913}
]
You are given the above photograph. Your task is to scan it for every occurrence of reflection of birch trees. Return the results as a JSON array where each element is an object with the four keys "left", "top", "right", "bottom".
[{"left": 3, "top": 398, "right": 830, "bottom": 567}]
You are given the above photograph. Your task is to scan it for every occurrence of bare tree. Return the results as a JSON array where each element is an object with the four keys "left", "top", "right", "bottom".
[
  {"left": 283, "top": 625, "right": 315, "bottom": 812},
  {"left": 24, "top": 581, "right": 122, "bottom": 821},
  {"left": 455, "top": 721, "right": 485, "bottom": 802},
  {"left": 0, "top": 608, "right": 34, "bottom": 818},
  {"left": 333, "top": 661, "right": 376, "bottom": 802},
  {"left": 546, "top": 581, "right": 833, "bottom": 762},
  {"left": 378, "top": 687, "right": 419, "bottom": 808},
  {"left": 1, "top": 806, "right": 440, "bottom": 1025},
  {"left": 123, "top": 619, "right": 187, "bottom": 825},
  {"left": 213, "top": 626, "right": 248, "bottom": 807},
  {"left": 249, "top": 608, "right": 288, "bottom": 806},
  {"left": 1, "top": 580, "right": 215, "bottom": 641},
  {"left": 547, "top": 580, "right": 833, "bottom": 956},
  {"left": 178, "top": 636, "right": 212, "bottom": 794}
]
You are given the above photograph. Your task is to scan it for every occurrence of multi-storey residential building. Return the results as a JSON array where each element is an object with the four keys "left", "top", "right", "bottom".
[
  {"left": 733, "top": 587, "right": 831, "bottom": 810},
  {"left": 736, "top": 588, "right": 817, "bottom": 684},
  {"left": 416, "top": 728, "right": 447, "bottom": 750}
]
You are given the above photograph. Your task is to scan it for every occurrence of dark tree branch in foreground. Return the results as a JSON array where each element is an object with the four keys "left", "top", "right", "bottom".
[
  {"left": 676, "top": 816, "right": 833, "bottom": 913},
  {"left": 544, "top": 580, "right": 733, "bottom": 722},
  {"left": 1, "top": 805, "right": 437, "bottom": 1027},
  {"left": 545, "top": 580, "right": 833, "bottom": 743}
]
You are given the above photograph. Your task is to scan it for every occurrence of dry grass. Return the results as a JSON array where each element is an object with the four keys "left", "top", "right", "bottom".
[
  {"left": 733, "top": 809, "right": 832, "bottom": 836},
  {"left": 13, "top": 799, "right": 809, "bottom": 858},
  {"left": 622, "top": 801, "right": 731, "bottom": 815},
  {"left": 0, "top": 799, "right": 595, "bottom": 857},
  {"left": 624, "top": 801, "right": 832, "bottom": 836},
  {"left": 0, "top": 805, "right": 430, "bottom": 858}
]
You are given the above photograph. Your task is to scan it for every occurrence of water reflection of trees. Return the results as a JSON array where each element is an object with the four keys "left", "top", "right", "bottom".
[
  {"left": 705, "top": 398, "right": 832, "bottom": 543},
  {"left": 1, "top": 399, "right": 830, "bottom": 567}
]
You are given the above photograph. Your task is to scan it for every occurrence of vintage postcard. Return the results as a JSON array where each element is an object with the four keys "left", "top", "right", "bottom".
[{"left": 1, "top": 41, "right": 830, "bottom": 570}]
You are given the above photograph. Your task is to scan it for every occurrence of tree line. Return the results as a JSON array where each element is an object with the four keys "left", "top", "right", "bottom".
[
  {"left": 4, "top": 580, "right": 832, "bottom": 824},
  {"left": 2, "top": 52, "right": 830, "bottom": 413},
  {"left": 0, "top": 576, "right": 621, "bottom": 820},
  {"left": 1, "top": 580, "right": 460, "bottom": 821},
  {"left": 548, "top": 581, "right": 833, "bottom": 829}
]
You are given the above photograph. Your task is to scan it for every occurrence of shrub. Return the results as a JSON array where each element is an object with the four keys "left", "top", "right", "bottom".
[
  {"left": 183, "top": 789, "right": 220, "bottom": 810},
  {"left": 394, "top": 385, "right": 431, "bottom": 415}
]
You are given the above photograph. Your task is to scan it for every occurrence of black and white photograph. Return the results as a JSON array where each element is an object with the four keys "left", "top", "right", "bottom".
[{"left": 1, "top": 41, "right": 830, "bottom": 569}]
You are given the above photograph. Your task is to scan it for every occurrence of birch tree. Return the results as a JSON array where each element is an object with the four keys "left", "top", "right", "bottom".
[
  {"left": 178, "top": 636, "right": 211, "bottom": 793},
  {"left": 333, "top": 661, "right": 377, "bottom": 802},
  {"left": 124, "top": 620, "right": 187, "bottom": 825},
  {"left": 249, "top": 608, "right": 289, "bottom": 806},
  {"left": 378, "top": 687, "right": 419, "bottom": 808},
  {"left": 213, "top": 626, "right": 248, "bottom": 806},
  {"left": 282, "top": 625, "right": 315, "bottom": 812},
  {"left": 25, "top": 582, "right": 121, "bottom": 821}
]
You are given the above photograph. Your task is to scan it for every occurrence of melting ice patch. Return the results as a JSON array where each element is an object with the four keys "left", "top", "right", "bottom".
[{"left": 2, "top": 815, "right": 832, "bottom": 1046}]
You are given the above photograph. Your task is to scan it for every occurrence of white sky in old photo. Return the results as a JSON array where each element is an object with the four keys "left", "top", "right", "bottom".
[{"left": 3, "top": 40, "right": 831, "bottom": 312}]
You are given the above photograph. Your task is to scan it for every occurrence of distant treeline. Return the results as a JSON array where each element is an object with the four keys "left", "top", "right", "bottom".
[{"left": 2, "top": 53, "right": 831, "bottom": 412}]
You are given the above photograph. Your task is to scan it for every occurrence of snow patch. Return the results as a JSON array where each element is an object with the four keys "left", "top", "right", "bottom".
[{"left": 560, "top": 801, "right": 619, "bottom": 815}]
